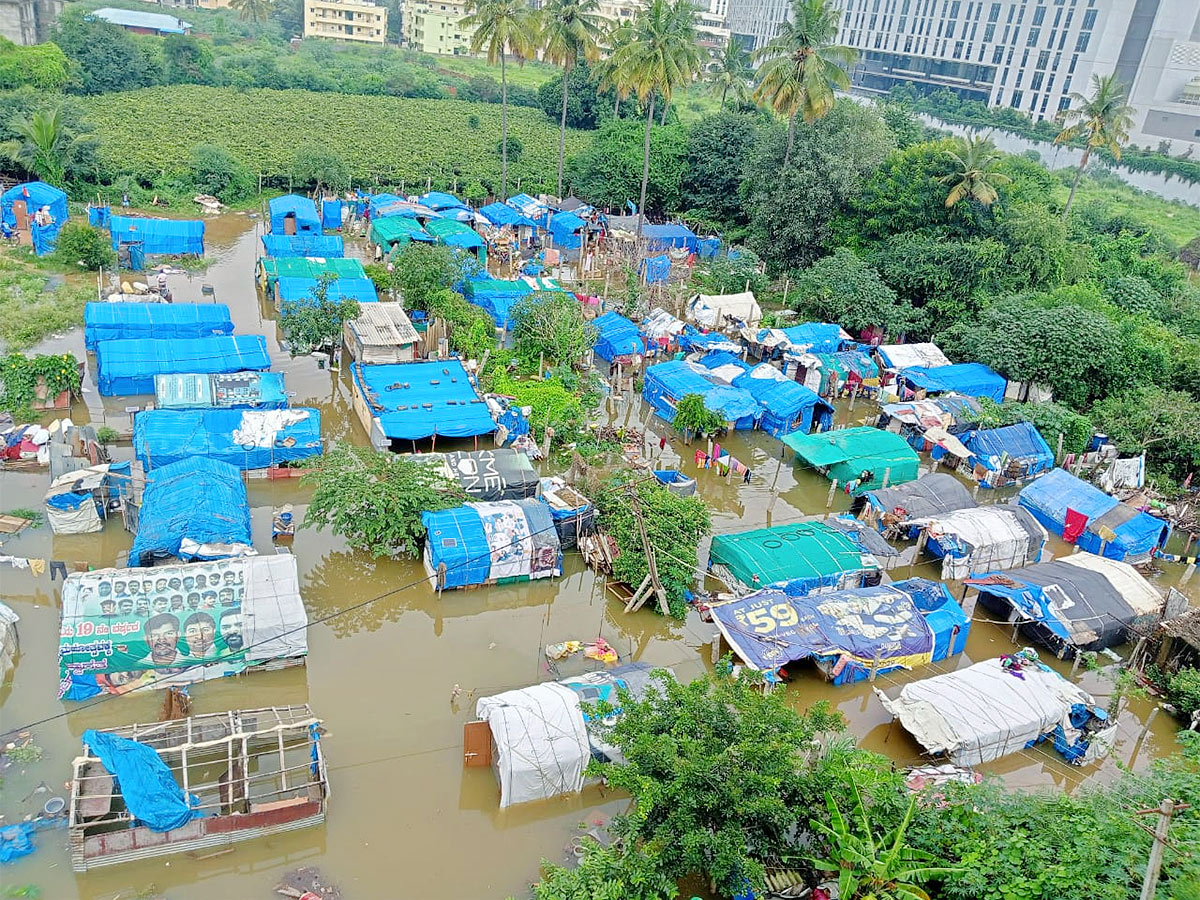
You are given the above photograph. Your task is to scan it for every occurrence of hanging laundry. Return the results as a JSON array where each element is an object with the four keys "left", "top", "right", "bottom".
[
  {"left": 28, "top": 558, "right": 45, "bottom": 577},
  {"left": 49, "top": 560, "right": 69, "bottom": 581},
  {"left": 743, "top": 468, "right": 752, "bottom": 484}
]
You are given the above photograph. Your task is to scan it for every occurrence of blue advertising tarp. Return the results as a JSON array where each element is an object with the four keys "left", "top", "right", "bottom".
[
  {"left": 130, "top": 457, "right": 251, "bottom": 565},
  {"left": 95, "top": 336, "right": 270, "bottom": 396},
  {"left": 154, "top": 372, "right": 288, "bottom": 410},
  {"left": 593, "top": 311, "right": 645, "bottom": 362},
  {"left": 733, "top": 365, "right": 833, "bottom": 437},
  {"left": 276, "top": 276, "right": 378, "bottom": 305},
  {"left": 901, "top": 362, "right": 1006, "bottom": 403},
  {"left": 133, "top": 407, "right": 323, "bottom": 471},
  {"left": 81, "top": 730, "right": 196, "bottom": 832},
  {"left": 269, "top": 195, "right": 321, "bottom": 234},
  {"left": 642, "top": 359, "right": 760, "bottom": 430},
  {"left": 109, "top": 216, "right": 204, "bottom": 255},
  {"left": 352, "top": 360, "right": 496, "bottom": 441},
  {"left": 85, "top": 303, "right": 234, "bottom": 351},
  {"left": 260, "top": 234, "right": 344, "bottom": 258}
]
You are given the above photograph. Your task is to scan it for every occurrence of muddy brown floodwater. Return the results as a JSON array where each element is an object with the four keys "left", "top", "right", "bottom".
[{"left": 1, "top": 212, "right": 1196, "bottom": 900}]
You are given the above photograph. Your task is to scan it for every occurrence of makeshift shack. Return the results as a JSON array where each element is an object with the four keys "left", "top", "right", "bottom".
[
  {"left": 783, "top": 426, "right": 921, "bottom": 492},
  {"left": 0, "top": 602, "right": 16, "bottom": 682},
  {"left": 896, "top": 362, "right": 1007, "bottom": 403},
  {"left": 351, "top": 359, "right": 496, "bottom": 450},
  {"left": 260, "top": 234, "right": 343, "bottom": 258},
  {"left": 58, "top": 554, "right": 309, "bottom": 698},
  {"left": 269, "top": 195, "right": 322, "bottom": 235},
  {"left": 547, "top": 211, "right": 585, "bottom": 250},
  {"left": 642, "top": 223, "right": 699, "bottom": 253},
  {"left": 877, "top": 395, "right": 980, "bottom": 456},
  {"left": 133, "top": 408, "right": 322, "bottom": 471},
  {"left": 68, "top": 705, "right": 327, "bottom": 871},
  {"left": 468, "top": 663, "right": 663, "bottom": 808},
  {"left": 154, "top": 372, "right": 288, "bottom": 410},
  {"left": 751, "top": 323, "right": 851, "bottom": 359},
  {"left": 2, "top": 181, "right": 69, "bottom": 255},
  {"left": 1017, "top": 467, "right": 1171, "bottom": 563},
  {"left": 875, "top": 342, "right": 952, "bottom": 371},
  {"left": 911, "top": 506, "right": 1047, "bottom": 579},
  {"left": 707, "top": 521, "right": 881, "bottom": 593},
  {"left": 731, "top": 364, "right": 834, "bottom": 437},
  {"left": 370, "top": 216, "right": 433, "bottom": 253},
  {"left": 84, "top": 303, "right": 234, "bottom": 351},
  {"left": 962, "top": 421, "right": 1055, "bottom": 488},
  {"left": 370, "top": 194, "right": 440, "bottom": 221},
  {"left": 422, "top": 498, "right": 561, "bottom": 589},
  {"left": 539, "top": 477, "right": 595, "bottom": 550},
  {"left": 418, "top": 190, "right": 470, "bottom": 212},
  {"left": 965, "top": 554, "right": 1164, "bottom": 655},
  {"left": 109, "top": 216, "right": 204, "bottom": 256},
  {"left": 425, "top": 218, "right": 487, "bottom": 263},
  {"left": 791, "top": 349, "right": 880, "bottom": 397},
  {"left": 876, "top": 654, "right": 1117, "bottom": 766},
  {"left": 642, "top": 360, "right": 761, "bottom": 431},
  {"left": 593, "top": 311, "right": 646, "bottom": 363},
  {"left": 343, "top": 304, "right": 420, "bottom": 364},
  {"left": 439, "top": 449, "right": 540, "bottom": 500},
  {"left": 710, "top": 577, "right": 969, "bottom": 685},
  {"left": 641, "top": 307, "right": 688, "bottom": 348},
  {"left": 688, "top": 291, "right": 762, "bottom": 328},
  {"left": 461, "top": 277, "right": 532, "bottom": 328},
  {"left": 478, "top": 202, "right": 537, "bottom": 232},
  {"left": 856, "top": 473, "right": 977, "bottom": 532},
  {"left": 128, "top": 457, "right": 252, "bottom": 566},
  {"left": 95, "top": 336, "right": 271, "bottom": 396},
  {"left": 255, "top": 256, "right": 366, "bottom": 292},
  {"left": 44, "top": 463, "right": 131, "bottom": 535},
  {"left": 506, "top": 193, "right": 552, "bottom": 228},
  {"left": 274, "top": 276, "right": 378, "bottom": 310}
]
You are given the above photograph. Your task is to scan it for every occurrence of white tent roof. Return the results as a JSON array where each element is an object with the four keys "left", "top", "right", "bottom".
[
  {"left": 877, "top": 342, "right": 952, "bottom": 370},
  {"left": 642, "top": 306, "right": 687, "bottom": 340},
  {"left": 688, "top": 291, "right": 761, "bottom": 328},
  {"left": 913, "top": 506, "right": 1047, "bottom": 580},
  {"left": 1057, "top": 553, "right": 1163, "bottom": 617}
]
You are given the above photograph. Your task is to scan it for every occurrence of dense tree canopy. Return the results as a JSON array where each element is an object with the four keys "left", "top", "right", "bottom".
[{"left": 566, "top": 119, "right": 688, "bottom": 212}]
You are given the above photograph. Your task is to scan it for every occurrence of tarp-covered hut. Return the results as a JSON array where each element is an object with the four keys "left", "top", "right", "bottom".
[
  {"left": 2, "top": 181, "right": 68, "bottom": 255},
  {"left": 260, "top": 234, "right": 343, "bottom": 258},
  {"left": 1017, "top": 467, "right": 1171, "bottom": 563},
  {"left": 370, "top": 216, "right": 433, "bottom": 253},
  {"left": 130, "top": 457, "right": 252, "bottom": 565},
  {"left": 477, "top": 202, "right": 537, "bottom": 229},
  {"left": 548, "top": 211, "right": 585, "bottom": 250},
  {"left": 351, "top": 360, "right": 496, "bottom": 449},
  {"left": 437, "top": 449, "right": 540, "bottom": 501},
  {"left": 539, "top": 477, "right": 595, "bottom": 550},
  {"left": 425, "top": 217, "right": 486, "bottom": 262},
  {"left": 642, "top": 360, "right": 761, "bottom": 431},
  {"left": 95, "top": 336, "right": 270, "bottom": 396},
  {"left": 858, "top": 474, "right": 977, "bottom": 530},
  {"left": 708, "top": 520, "right": 880, "bottom": 593},
  {"left": 84, "top": 303, "right": 234, "bottom": 351},
  {"left": 422, "top": 498, "right": 561, "bottom": 589},
  {"left": 461, "top": 277, "right": 532, "bottom": 328},
  {"left": 133, "top": 408, "right": 322, "bottom": 471},
  {"left": 109, "top": 216, "right": 204, "bottom": 256},
  {"left": 688, "top": 291, "right": 761, "bottom": 328},
  {"left": 913, "top": 505, "right": 1047, "bottom": 579},
  {"left": 898, "top": 362, "right": 1007, "bottom": 403},
  {"left": 642, "top": 223, "right": 698, "bottom": 253},
  {"left": 783, "top": 426, "right": 920, "bottom": 492},
  {"left": 269, "top": 195, "right": 321, "bottom": 235},
  {"left": 731, "top": 364, "right": 833, "bottom": 437},
  {"left": 417, "top": 191, "right": 469, "bottom": 212},
  {"left": 275, "top": 276, "right": 378, "bottom": 310},
  {"left": 963, "top": 421, "right": 1055, "bottom": 488},
  {"left": 711, "top": 577, "right": 968, "bottom": 685},
  {"left": 255, "top": 256, "right": 366, "bottom": 292},
  {"left": 506, "top": 193, "right": 552, "bottom": 228},
  {"left": 154, "top": 372, "right": 288, "bottom": 410},
  {"left": 593, "top": 311, "right": 646, "bottom": 363},
  {"left": 43, "top": 463, "right": 131, "bottom": 535}
]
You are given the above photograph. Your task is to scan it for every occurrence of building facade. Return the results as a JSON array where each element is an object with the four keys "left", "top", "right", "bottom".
[
  {"left": 305, "top": 0, "right": 388, "bottom": 44},
  {"left": 0, "top": 0, "right": 60, "bottom": 44},
  {"left": 401, "top": 0, "right": 474, "bottom": 54}
]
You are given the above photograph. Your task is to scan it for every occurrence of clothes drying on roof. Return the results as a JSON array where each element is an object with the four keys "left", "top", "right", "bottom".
[
  {"left": 351, "top": 360, "right": 496, "bottom": 443},
  {"left": 965, "top": 553, "right": 1163, "bottom": 655},
  {"left": 708, "top": 520, "right": 880, "bottom": 593},
  {"left": 260, "top": 234, "right": 343, "bottom": 258},
  {"left": 783, "top": 426, "right": 920, "bottom": 492},
  {"left": 898, "top": 363, "right": 1007, "bottom": 403},
  {"left": 1017, "top": 467, "right": 1170, "bottom": 564},
  {"left": 593, "top": 311, "right": 645, "bottom": 362},
  {"left": 688, "top": 291, "right": 761, "bottom": 328},
  {"left": 84, "top": 303, "right": 234, "bottom": 351},
  {"left": 911, "top": 505, "right": 1047, "bottom": 579},
  {"left": 422, "top": 498, "right": 561, "bottom": 589},
  {"left": 731, "top": 364, "right": 834, "bottom": 437},
  {"left": 876, "top": 342, "right": 952, "bottom": 370},
  {"left": 95, "top": 336, "right": 270, "bottom": 396},
  {"left": 963, "top": 421, "right": 1055, "bottom": 487},
  {"left": 109, "top": 216, "right": 204, "bottom": 256},
  {"left": 130, "top": 457, "right": 252, "bottom": 566},
  {"left": 858, "top": 473, "right": 977, "bottom": 530},
  {"left": 875, "top": 654, "right": 1117, "bottom": 766},
  {"left": 133, "top": 408, "right": 322, "bottom": 471},
  {"left": 268, "top": 195, "right": 321, "bottom": 235},
  {"left": 642, "top": 360, "right": 761, "bottom": 430},
  {"left": 711, "top": 577, "right": 968, "bottom": 685},
  {"left": 154, "top": 372, "right": 287, "bottom": 410}
]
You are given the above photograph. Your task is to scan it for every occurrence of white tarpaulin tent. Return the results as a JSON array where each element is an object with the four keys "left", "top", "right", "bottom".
[
  {"left": 688, "top": 291, "right": 761, "bottom": 328},
  {"left": 0, "top": 602, "right": 18, "bottom": 682},
  {"left": 875, "top": 656, "right": 1117, "bottom": 766},
  {"left": 913, "top": 506, "right": 1047, "bottom": 579},
  {"left": 43, "top": 464, "right": 119, "bottom": 535},
  {"left": 877, "top": 342, "right": 952, "bottom": 370},
  {"left": 642, "top": 307, "right": 687, "bottom": 341}
]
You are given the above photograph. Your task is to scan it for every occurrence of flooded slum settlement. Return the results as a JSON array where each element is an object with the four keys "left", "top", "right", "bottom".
[{"left": 1, "top": 186, "right": 1198, "bottom": 900}]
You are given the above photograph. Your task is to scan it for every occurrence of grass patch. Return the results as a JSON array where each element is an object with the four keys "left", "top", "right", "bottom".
[
  {"left": 1054, "top": 171, "right": 1200, "bottom": 248},
  {"left": 2, "top": 508, "right": 43, "bottom": 528},
  {"left": 0, "top": 252, "right": 90, "bottom": 351},
  {"left": 432, "top": 55, "right": 559, "bottom": 91}
]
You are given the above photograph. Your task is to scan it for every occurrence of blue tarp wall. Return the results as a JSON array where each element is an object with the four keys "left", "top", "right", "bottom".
[
  {"left": 130, "top": 457, "right": 251, "bottom": 564},
  {"left": 642, "top": 360, "right": 760, "bottom": 430},
  {"left": 322, "top": 199, "right": 343, "bottom": 230},
  {"left": 641, "top": 254, "right": 671, "bottom": 284},
  {"left": 478, "top": 202, "right": 537, "bottom": 228},
  {"left": 109, "top": 216, "right": 205, "bottom": 255},
  {"left": 421, "top": 506, "right": 493, "bottom": 588},
  {"left": 901, "top": 362, "right": 1006, "bottom": 403},
  {"left": 276, "top": 276, "right": 378, "bottom": 305},
  {"left": 732, "top": 365, "right": 834, "bottom": 437},
  {"left": 963, "top": 421, "right": 1054, "bottom": 477},
  {"left": 134, "top": 407, "right": 323, "bottom": 471},
  {"left": 698, "top": 237, "right": 722, "bottom": 258},
  {"left": 81, "top": 730, "right": 196, "bottom": 832},
  {"left": 88, "top": 205, "right": 110, "bottom": 228},
  {"left": 352, "top": 360, "right": 496, "bottom": 440},
  {"left": 643, "top": 223, "right": 699, "bottom": 253},
  {"left": 269, "top": 195, "right": 321, "bottom": 235},
  {"left": 593, "top": 311, "right": 645, "bottom": 362},
  {"left": 462, "top": 277, "right": 531, "bottom": 328},
  {"left": 548, "top": 211, "right": 585, "bottom": 249},
  {"left": 85, "top": 303, "right": 234, "bottom": 351},
  {"left": 3, "top": 181, "right": 69, "bottom": 256},
  {"left": 1018, "top": 468, "right": 1170, "bottom": 563},
  {"left": 260, "top": 234, "right": 344, "bottom": 258},
  {"left": 96, "top": 335, "right": 270, "bottom": 396}
]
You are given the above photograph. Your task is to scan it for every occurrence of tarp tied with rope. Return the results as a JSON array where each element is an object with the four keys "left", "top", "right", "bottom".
[{"left": 708, "top": 520, "right": 880, "bottom": 593}]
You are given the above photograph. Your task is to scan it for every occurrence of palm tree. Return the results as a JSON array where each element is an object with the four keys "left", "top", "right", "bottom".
[
  {"left": 1054, "top": 72, "right": 1135, "bottom": 217},
  {"left": 461, "top": 0, "right": 537, "bottom": 201},
  {"left": 594, "top": 21, "right": 632, "bottom": 118},
  {"left": 939, "top": 135, "right": 1011, "bottom": 208},
  {"left": 229, "top": 0, "right": 272, "bottom": 24},
  {"left": 753, "top": 0, "right": 857, "bottom": 167},
  {"left": 540, "top": 0, "right": 604, "bottom": 197},
  {"left": 708, "top": 40, "right": 751, "bottom": 111},
  {"left": 2, "top": 106, "right": 79, "bottom": 186},
  {"left": 609, "top": 0, "right": 702, "bottom": 236}
]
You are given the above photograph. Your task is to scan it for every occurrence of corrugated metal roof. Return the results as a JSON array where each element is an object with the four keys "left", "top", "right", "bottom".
[
  {"left": 91, "top": 7, "right": 192, "bottom": 31},
  {"left": 350, "top": 304, "right": 419, "bottom": 348}
]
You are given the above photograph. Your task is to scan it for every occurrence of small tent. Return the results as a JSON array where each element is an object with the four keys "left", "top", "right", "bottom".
[
  {"left": 260, "top": 234, "right": 343, "bottom": 258},
  {"left": 642, "top": 223, "right": 699, "bottom": 253},
  {"left": 783, "top": 426, "right": 920, "bottom": 492},
  {"left": 547, "top": 211, "right": 586, "bottom": 249},
  {"left": 642, "top": 360, "right": 761, "bottom": 431},
  {"left": 370, "top": 216, "right": 433, "bottom": 253},
  {"left": 593, "top": 312, "right": 646, "bottom": 363},
  {"left": 43, "top": 463, "right": 131, "bottom": 535},
  {"left": 477, "top": 202, "right": 537, "bottom": 229},
  {"left": 422, "top": 499, "right": 561, "bottom": 589},
  {"left": 269, "top": 195, "right": 322, "bottom": 235},
  {"left": 2, "top": 181, "right": 69, "bottom": 256},
  {"left": 876, "top": 342, "right": 951, "bottom": 370},
  {"left": 95, "top": 336, "right": 270, "bottom": 396},
  {"left": 461, "top": 277, "right": 532, "bottom": 328},
  {"left": 425, "top": 218, "right": 486, "bottom": 262},
  {"left": 898, "top": 362, "right": 1007, "bottom": 403},
  {"left": 962, "top": 421, "right": 1055, "bottom": 488},
  {"left": 133, "top": 408, "right": 322, "bottom": 471},
  {"left": 857, "top": 473, "right": 977, "bottom": 530},
  {"left": 688, "top": 291, "right": 761, "bottom": 328},
  {"left": 130, "top": 457, "right": 252, "bottom": 565},
  {"left": 350, "top": 359, "right": 496, "bottom": 448},
  {"left": 275, "top": 276, "right": 378, "bottom": 310},
  {"left": 731, "top": 364, "right": 833, "bottom": 437},
  {"left": 913, "top": 505, "right": 1047, "bottom": 579}
]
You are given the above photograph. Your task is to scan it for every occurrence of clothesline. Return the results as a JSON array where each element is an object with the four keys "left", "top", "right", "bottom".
[
  {"left": 694, "top": 443, "right": 753, "bottom": 485},
  {"left": 0, "top": 556, "right": 93, "bottom": 580}
]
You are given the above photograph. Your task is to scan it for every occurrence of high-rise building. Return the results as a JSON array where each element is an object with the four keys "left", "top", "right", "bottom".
[
  {"left": 401, "top": 0, "right": 475, "bottom": 55},
  {"left": 304, "top": 0, "right": 388, "bottom": 44}
]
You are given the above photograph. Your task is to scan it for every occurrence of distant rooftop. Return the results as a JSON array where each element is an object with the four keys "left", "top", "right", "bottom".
[{"left": 90, "top": 7, "right": 192, "bottom": 33}]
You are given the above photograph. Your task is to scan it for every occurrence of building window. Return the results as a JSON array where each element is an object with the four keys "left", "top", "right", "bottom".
[
  {"left": 983, "top": 22, "right": 994, "bottom": 40},
  {"left": 1015, "top": 70, "right": 1023, "bottom": 87},
  {"left": 1040, "top": 94, "right": 1050, "bottom": 114},
  {"left": 874, "top": 31, "right": 883, "bottom": 47},
  {"left": 1058, "top": 96, "right": 1071, "bottom": 111},
  {"left": 1082, "top": 8, "right": 1096, "bottom": 28},
  {"left": 904, "top": 35, "right": 913, "bottom": 50},
  {"left": 898, "top": 15, "right": 906, "bottom": 30},
  {"left": 1011, "top": 89, "right": 1023, "bottom": 107},
  {"left": 988, "top": 1, "right": 999, "bottom": 21},
  {"left": 1030, "top": 71, "right": 1043, "bottom": 90},
  {"left": 1068, "top": 53, "right": 1077, "bottom": 73},
  {"left": 954, "top": 40, "right": 964, "bottom": 57},
  {"left": 1053, "top": 8, "right": 1062, "bottom": 26},
  {"left": 949, "top": 0, "right": 960, "bottom": 16},
  {"left": 992, "top": 44, "right": 1003, "bottom": 63},
  {"left": 946, "top": 21, "right": 955, "bottom": 37},
  {"left": 1037, "top": 50, "right": 1050, "bottom": 68},
  {"left": 1075, "top": 32, "right": 1089, "bottom": 52},
  {"left": 1033, "top": 6, "right": 1044, "bottom": 25},
  {"left": 1027, "top": 27, "right": 1039, "bottom": 45}
]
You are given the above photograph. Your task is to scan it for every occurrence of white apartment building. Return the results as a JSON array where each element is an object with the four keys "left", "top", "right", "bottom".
[
  {"left": 305, "top": 0, "right": 388, "bottom": 44},
  {"left": 401, "top": 0, "right": 475, "bottom": 55}
]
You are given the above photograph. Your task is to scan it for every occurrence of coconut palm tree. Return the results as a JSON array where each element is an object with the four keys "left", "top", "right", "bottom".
[
  {"left": 939, "top": 135, "right": 1011, "bottom": 208},
  {"left": 229, "top": 0, "right": 272, "bottom": 24},
  {"left": 608, "top": 0, "right": 702, "bottom": 236},
  {"left": 753, "top": 0, "right": 856, "bottom": 167},
  {"left": 593, "top": 20, "right": 633, "bottom": 118},
  {"left": 540, "top": 0, "right": 604, "bottom": 197},
  {"left": 461, "top": 0, "right": 538, "bottom": 200},
  {"left": 2, "top": 106, "right": 79, "bottom": 186},
  {"left": 1054, "top": 72, "right": 1135, "bottom": 217},
  {"left": 708, "top": 40, "right": 751, "bottom": 111}
]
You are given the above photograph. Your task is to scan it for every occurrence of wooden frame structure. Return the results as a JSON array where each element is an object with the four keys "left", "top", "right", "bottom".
[{"left": 68, "top": 705, "right": 328, "bottom": 871}]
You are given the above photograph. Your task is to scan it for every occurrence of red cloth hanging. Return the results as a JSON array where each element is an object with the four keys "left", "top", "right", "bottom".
[{"left": 1063, "top": 507, "right": 1088, "bottom": 543}]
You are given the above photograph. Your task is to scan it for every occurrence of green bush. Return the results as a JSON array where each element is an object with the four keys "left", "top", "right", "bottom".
[
  {"left": 1165, "top": 668, "right": 1200, "bottom": 719},
  {"left": 53, "top": 222, "right": 115, "bottom": 270}
]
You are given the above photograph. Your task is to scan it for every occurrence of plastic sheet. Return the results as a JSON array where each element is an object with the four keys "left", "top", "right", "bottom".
[
  {"left": 133, "top": 407, "right": 322, "bottom": 470},
  {"left": 131, "top": 457, "right": 251, "bottom": 564},
  {"left": 85, "top": 303, "right": 234, "bottom": 350},
  {"left": 109, "top": 216, "right": 204, "bottom": 255},
  {"left": 732, "top": 364, "right": 834, "bottom": 437},
  {"left": 593, "top": 311, "right": 645, "bottom": 361},
  {"left": 353, "top": 360, "right": 495, "bottom": 441},
  {"left": 900, "top": 362, "right": 1006, "bottom": 403},
  {"left": 95, "top": 336, "right": 270, "bottom": 396},
  {"left": 268, "top": 195, "right": 321, "bottom": 235},
  {"left": 708, "top": 521, "right": 878, "bottom": 591},
  {"left": 642, "top": 359, "right": 761, "bottom": 430},
  {"left": 82, "top": 730, "right": 196, "bottom": 832},
  {"left": 261, "top": 234, "right": 343, "bottom": 258}
]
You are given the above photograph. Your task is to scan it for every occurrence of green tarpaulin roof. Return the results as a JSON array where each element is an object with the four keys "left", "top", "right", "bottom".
[
  {"left": 370, "top": 217, "right": 431, "bottom": 246},
  {"left": 709, "top": 521, "right": 878, "bottom": 589},
  {"left": 782, "top": 426, "right": 920, "bottom": 491},
  {"left": 258, "top": 256, "right": 366, "bottom": 283},
  {"left": 425, "top": 218, "right": 485, "bottom": 249}
]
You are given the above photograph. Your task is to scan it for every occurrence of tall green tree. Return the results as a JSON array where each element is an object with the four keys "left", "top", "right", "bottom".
[
  {"left": 608, "top": 0, "right": 702, "bottom": 236},
  {"left": 1054, "top": 72, "right": 1135, "bottom": 217},
  {"left": 539, "top": 0, "right": 604, "bottom": 196},
  {"left": 461, "top": 0, "right": 537, "bottom": 201},
  {"left": 707, "top": 40, "right": 751, "bottom": 110},
  {"left": 2, "top": 106, "right": 79, "bottom": 186},
  {"left": 230, "top": 0, "right": 273, "bottom": 23},
  {"left": 938, "top": 135, "right": 1011, "bottom": 208},
  {"left": 753, "top": 0, "right": 856, "bottom": 166}
]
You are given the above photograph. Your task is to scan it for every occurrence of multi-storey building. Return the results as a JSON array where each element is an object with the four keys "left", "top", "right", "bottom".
[
  {"left": 401, "top": 0, "right": 474, "bottom": 54},
  {"left": 305, "top": 0, "right": 388, "bottom": 44}
]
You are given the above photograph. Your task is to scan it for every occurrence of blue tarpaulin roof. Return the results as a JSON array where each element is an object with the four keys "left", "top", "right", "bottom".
[
  {"left": 901, "top": 362, "right": 1006, "bottom": 403},
  {"left": 593, "top": 311, "right": 645, "bottom": 362},
  {"left": 642, "top": 223, "right": 699, "bottom": 253},
  {"left": 1018, "top": 468, "right": 1170, "bottom": 564},
  {"left": 642, "top": 360, "right": 761, "bottom": 429},
  {"left": 269, "top": 195, "right": 321, "bottom": 235},
  {"left": 963, "top": 421, "right": 1054, "bottom": 477},
  {"left": 778, "top": 323, "right": 851, "bottom": 355},
  {"left": 2, "top": 181, "right": 68, "bottom": 227},
  {"left": 462, "top": 277, "right": 532, "bottom": 327},
  {"left": 641, "top": 254, "right": 671, "bottom": 284},
  {"left": 85, "top": 303, "right": 234, "bottom": 351},
  {"left": 96, "top": 336, "right": 270, "bottom": 396},
  {"left": 711, "top": 577, "right": 966, "bottom": 684},
  {"left": 679, "top": 328, "right": 742, "bottom": 353},
  {"left": 506, "top": 193, "right": 552, "bottom": 227},
  {"left": 130, "top": 457, "right": 251, "bottom": 564},
  {"left": 733, "top": 365, "right": 834, "bottom": 437},
  {"left": 421, "top": 506, "right": 492, "bottom": 588},
  {"left": 81, "top": 730, "right": 196, "bottom": 832},
  {"left": 418, "top": 191, "right": 469, "bottom": 211},
  {"left": 276, "top": 276, "right": 378, "bottom": 305},
  {"left": 477, "top": 202, "right": 537, "bottom": 228},
  {"left": 260, "top": 234, "right": 343, "bottom": 258},
  {"left": 548, "top": 211, "right": 585, "bottom": 249},
  {"left": 109, "top": 216, "right": 204, "bottom": 255},
  {"left": 133, "top": 408, "right": 323, "bottom": 471},
  {"left": 351, "top": 360, "right": 496, "bottom": 440}
]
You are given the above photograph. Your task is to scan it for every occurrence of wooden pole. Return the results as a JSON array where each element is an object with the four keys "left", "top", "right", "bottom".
[
  {"left": 826, "top": 478, "right": 839, "bottom": 508},
  {"left": 1138, "top": 800, "right": 1177, "bottom": 900}
]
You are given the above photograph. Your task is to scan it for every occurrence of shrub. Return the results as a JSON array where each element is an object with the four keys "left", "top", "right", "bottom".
[{"left": 53, "top": 222, "right": 114, "bottom": 270}]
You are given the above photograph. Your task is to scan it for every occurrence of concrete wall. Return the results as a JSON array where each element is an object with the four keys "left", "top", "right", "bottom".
[{"left": 0, "top": 0, "right": 62, "bottom": 45}]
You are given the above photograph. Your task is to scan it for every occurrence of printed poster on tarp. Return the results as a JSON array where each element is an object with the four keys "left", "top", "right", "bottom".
[{"left": 58, "top": 554, "right": 308, "bottom": 697}]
